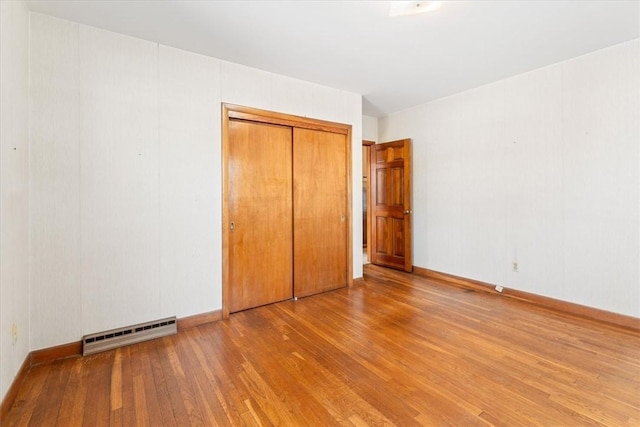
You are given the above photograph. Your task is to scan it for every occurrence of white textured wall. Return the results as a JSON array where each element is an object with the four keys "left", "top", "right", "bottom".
[
  {"left": 159, "top": 46, "right": 221, "bottom": 318},
  {"left": 79, "top": 26, "right": 161, "bottom": 335},
  {"left": 29, "top": 13, "right": 81, "bottom": 350},
  {"left": 28, "top": 13, "right": 362, "bottom": 350},
  {"left": 0, "top": 0, "right": 30, "bottom": 402},
  {"left": 379, "top": 40, "right": 640, "bottom": 317},
  {"left": 362, "top": 115, "right": 378, "bottom": 142}
]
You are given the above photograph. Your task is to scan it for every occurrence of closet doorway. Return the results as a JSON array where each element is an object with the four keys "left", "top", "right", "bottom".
[{"left": 222, "top": 104, "right": 353, "bottom": 317}]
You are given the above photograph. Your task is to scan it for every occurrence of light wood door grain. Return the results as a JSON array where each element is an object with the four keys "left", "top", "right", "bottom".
[
  {"left": 228, "top": 119, "right": 293, "bottom": 312},
  {"left": 370, "top": 139, "right": 412, "bottom": 271},
  {"left": 293, "top": 128, "right": 348, "bottom": 297}
]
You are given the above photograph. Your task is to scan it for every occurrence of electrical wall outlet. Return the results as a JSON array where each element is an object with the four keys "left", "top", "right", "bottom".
[
  {"left": 495, "top": 285, "right": 504, "bottom": 293},
  {"left": 512, "top": 262, "right": 518, "bottom": 272},
  {"left": 12, "top": 323, "right": 18, "bottom": 345}
]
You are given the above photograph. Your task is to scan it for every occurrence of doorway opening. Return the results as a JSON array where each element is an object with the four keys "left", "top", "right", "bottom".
[
  {"left": 366, "top": 139, "right": 413, "bottom": 272},
  {"left": 362, "top": 140, "right": 375, "bottom": 265}
]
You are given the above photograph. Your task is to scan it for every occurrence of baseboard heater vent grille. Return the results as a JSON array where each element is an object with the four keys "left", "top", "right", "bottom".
[{"left": 83, "top": 316, "right": 177, "bottom": 356}]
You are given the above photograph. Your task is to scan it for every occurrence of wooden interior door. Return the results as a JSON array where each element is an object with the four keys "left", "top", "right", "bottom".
[
  {"left": 293, "top": 128, "right": 348, "bottom": 297},
  {"left": 370, "top": 139, "right": 412, "bottom": 272},
  {"left": 228, "top": 119, "right": 293, "bottom": 312}
]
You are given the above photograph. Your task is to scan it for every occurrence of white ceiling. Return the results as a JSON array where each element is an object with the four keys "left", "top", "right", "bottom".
[{"left": 26, "top": 1, "right": 640, "bottom": 117}]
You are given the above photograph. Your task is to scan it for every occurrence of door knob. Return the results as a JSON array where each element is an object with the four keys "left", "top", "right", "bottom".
[{"left": 404, "top": 209, "right": 412, "bottom": 214}]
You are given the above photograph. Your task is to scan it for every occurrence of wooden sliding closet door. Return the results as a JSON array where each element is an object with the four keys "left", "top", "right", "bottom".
[
  {"left": 228, "top": 119, "right": 293, "bottom": 312},
  {"left": 293, "top": 128, "right": 348, "bottom": 297}
]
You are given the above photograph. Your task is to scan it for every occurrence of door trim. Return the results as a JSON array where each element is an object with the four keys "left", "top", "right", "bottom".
[
  {"left": 222, "top": 103, "right": 353, "bottom": 319},
  {"left": 226, "top": 104, "right": 350, "bottom": 135}
]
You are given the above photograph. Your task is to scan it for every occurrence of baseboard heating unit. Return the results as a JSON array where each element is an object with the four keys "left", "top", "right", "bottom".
[{"left": 82, "top": 316, "right": 177, "bottom": 356}]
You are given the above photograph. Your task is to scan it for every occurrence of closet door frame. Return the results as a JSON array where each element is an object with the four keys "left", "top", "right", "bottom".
[{"left": 221, "top": 103, "right": 353, "bottom": 319}]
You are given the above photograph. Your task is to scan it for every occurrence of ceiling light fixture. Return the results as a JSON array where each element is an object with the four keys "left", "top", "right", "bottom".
[{"left": 389, "top": 1, "right": 442, "bottom": 17}]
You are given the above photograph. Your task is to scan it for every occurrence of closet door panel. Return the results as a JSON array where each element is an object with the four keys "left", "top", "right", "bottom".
[
  {"left": 293, "top": 128, "right": 348, "bottom": 297},
  {"left": 228, "top": 119, "right": 293, "bottom": 312}
]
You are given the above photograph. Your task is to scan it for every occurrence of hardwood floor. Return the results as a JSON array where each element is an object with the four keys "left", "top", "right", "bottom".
[{"left": 4, "top": 264, "right": 640, "bottom": 426}]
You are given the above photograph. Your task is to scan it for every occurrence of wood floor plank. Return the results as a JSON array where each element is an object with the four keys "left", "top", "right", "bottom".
[
  {"left": 182, "top": 329, "right": 230, "bottom": 422},
  {"left": 220, "top": 316, "right": 342, "bottom": 425},
  {"left": 175, "top": 329, "right": 225, "bottom": 423},
  {"left": 55, "top": 357, "right": 84, "bottom": 426},
  {"left": 84, "top": 352, "right": 113, "bottom": 426},
  {"left": 25, "top": 359, "right": 71, "bottom": 426},
  {"left": 118, "top": 346, "right": 137, "bottom": 426},
  {"left": 147, "top": 342, "right": 179, "bottom": 427},
  {"left": 165, "top": 339, "right": 206, "bottom": 425},
  {"left": 3, "top": 264, "right": 639, "bottom": 426},
  {"left": 110, "top": 348, "right": 122, "bottom": 412},
  {"left": 266, "top": 305, "right": 432, "bottom": 425},
  {"left": 5, "top": 361, "right": 49, "bottom": 425}
]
